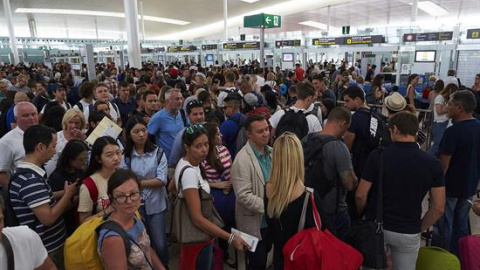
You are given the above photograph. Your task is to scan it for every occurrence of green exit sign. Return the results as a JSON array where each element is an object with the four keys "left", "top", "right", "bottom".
[
  {"left": 342, "top": 26, "right": 350, "bottom": 35},
  {"left": 244, "top": 13, "right": 281, "bottom": 29}
]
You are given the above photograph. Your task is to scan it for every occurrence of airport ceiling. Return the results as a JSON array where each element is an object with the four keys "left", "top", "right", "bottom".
[{"left": 1, "top": 0, "right": 479, "bottom": 40}]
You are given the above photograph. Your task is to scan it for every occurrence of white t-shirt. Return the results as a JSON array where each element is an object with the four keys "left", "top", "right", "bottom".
[
  {"left": 0, "top": 226, "right": 49, "bottom": 270},
  {"left": 255, "top": 76, "right": 265, "bottom": 89},
  {"left": 434, "top": 95, "right": 449, "bottom": 123},
  {"left": 40, "top": 100, "right": 71, "bottom": 114},
  {"left": 443, "top": 76, "right": 459, "bottom": 88},
  {"left": 45, "top": 130, "right": 69, "bottom": 177},
  {"left": 269, "top": 106, "right": 322, "bottom": 133},
  {"left": 0, "top": 127, "right": 25, "bottom": 173},
  {"left": 174, "top": 158, "right": 210, "bottom": 198},
  {"left": 73, "top": 99, "right": 92, "bottom": 112}
]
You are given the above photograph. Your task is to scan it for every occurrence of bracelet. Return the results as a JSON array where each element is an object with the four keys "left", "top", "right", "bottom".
[{"left": 228, "top": 234, "right": 236, "bottom": 245}]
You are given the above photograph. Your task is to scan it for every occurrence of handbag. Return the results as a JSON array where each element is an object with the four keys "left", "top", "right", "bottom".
[
  {"left": 346, "top": 148, "right": 387, "bottom": 269},
  {"left": 283, "top": 188, "right": 363, "bottom": 270},
  {"left": 172, "top": 165, "right": 225, "bottom": 244}
]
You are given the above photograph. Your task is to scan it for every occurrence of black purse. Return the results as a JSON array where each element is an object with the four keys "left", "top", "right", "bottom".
[{"left": 346, "top": 149, "right": 387, "bottom": 269}]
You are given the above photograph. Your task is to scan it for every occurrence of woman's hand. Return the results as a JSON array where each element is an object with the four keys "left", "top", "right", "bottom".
[{"left": 232, "top": 235, "right": 251, "bottom": 251}]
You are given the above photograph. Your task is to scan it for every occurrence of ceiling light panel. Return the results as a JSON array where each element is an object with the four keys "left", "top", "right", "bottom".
[
  {"left": 15, "top": 8, "right": 190, "bottom": 25},
  {"left": 240, "top": 0, "right": 261, "bottom": 3},
  {"left": 410, "top": 1, "right": 449, "bottom": 17},
  {"left": 299, "top": 21, "right": 328, "bottom": 30}
]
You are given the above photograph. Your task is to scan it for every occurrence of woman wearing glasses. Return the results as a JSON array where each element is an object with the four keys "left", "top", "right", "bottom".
[
  {"left": 78, "top": 136, "right": 122, "bottom": 223},
  {"left": 98, "top": 169, "right": 166, "bottom": 270},
  {"left": 122, "top": 116, "right": 170, "bottom": 267},
  {"left": 175, "top": 124, "right": 249, "bottom": 270}
]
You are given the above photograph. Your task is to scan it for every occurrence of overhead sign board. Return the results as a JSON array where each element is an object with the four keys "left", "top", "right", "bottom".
[
  {"left": 344, "top": 35, "right": 385, "bottom": 45},
  {"left": 467, "top": 29, "right": 480, "bottom": 39},
  {"left": 403, "top": 32, "right": 453, "bottom": 42},
  {"left": 312, "top": 35, "right": 385, "bottom": 46},
  {"left": 312, "top": 38, "right": 338, "bottom": 46},
  {"left": 167, "top": 46, "right": 197, "bottom": 53},
  {"left": 201, "top": 44, "right": 218, "bottom": 50},
  {"left": 222, "top": 42, "right": 261, "bottom": 50},
  {"left": 244, "top": 13, "right": 281, "bottom": 28},
  {"left": 275, "top": 40, "right": 301, "bottom": 48}
]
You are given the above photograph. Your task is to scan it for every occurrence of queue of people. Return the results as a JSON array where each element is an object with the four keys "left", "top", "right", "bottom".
[{"left": 0, "top": 61, "right": 480, "bottom": 270}]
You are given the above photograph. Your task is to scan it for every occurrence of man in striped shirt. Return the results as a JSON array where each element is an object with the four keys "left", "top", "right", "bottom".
[{"left": 9, "top": 125, "right": 77, "bottom": 270}]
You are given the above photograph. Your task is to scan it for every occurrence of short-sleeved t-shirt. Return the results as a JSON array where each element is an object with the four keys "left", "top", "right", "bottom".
[
  {"left": 1, "top": 226, "right": 49, "bottom": 270},
  {"left": 439, "top": 118, "right": 480, "bottom": 198},
  {"left": 348, "top": 108, "right": 374, "bottom": 177},
  {"left": 147, "top": 109, "right": 186, "bottom": 159},
  {"left": 316, "top": 134, "right": 354, "bottom": 214},
  {"left": 362, "top": 142, "right": 444, "bottom": 234},
  {"left": 78, "top": 173, "right": 111, "bottom": 214},
  {"left": 98, "top": 217, "right": 152, "bottom": 270},
  {"left": 433, "top": 95, "right": 448, "bottom": 123},
  {"left": 10, "top": 163, "right": 66, "bottom": 253},
  {"left": 0, "top": 127, "right": 25, "bottom": 174},
  {"left": 269, "top": 106, "right": 322, "bottom": 133},
  {"left": 174, "top": 158, "right": 210, "bottom": 198}
]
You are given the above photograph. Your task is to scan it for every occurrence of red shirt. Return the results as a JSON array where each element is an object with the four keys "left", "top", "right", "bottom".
[{"left": 295, "top": 67, "right": 305, "bottom": 81}]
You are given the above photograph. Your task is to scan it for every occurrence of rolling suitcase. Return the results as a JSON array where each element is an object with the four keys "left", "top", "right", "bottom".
[{"left": 458, "top": 235, "right": 480, "bottom": 270}]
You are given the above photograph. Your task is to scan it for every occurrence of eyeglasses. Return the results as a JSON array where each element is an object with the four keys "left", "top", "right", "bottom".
[
  {"left": 113, "top": 192, "right": 141, "bottom": 204},
  {"left": 186, "top": 124, "right": 205, "bottom": 134}
]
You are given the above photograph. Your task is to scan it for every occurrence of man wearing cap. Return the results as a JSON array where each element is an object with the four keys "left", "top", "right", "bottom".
[
  {"left": 168, "top": 100, "right": 205, "bottom": 168},
  {"left": 220, "top": 92, "right": 247, "bottom": 159}
]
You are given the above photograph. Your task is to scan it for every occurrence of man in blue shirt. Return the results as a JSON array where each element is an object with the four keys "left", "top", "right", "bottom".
[
  {"left": 147, "top": 88, "right": 186, "bottom": 159},
  {"left": 433, "top": 90, "right": 480, "bottom": 256},
  {"left": 113, "top": 81, "right": 136, "bottom": 127},
  {"left": 220, "top": 92, "right": 247, "bottom": 159}
]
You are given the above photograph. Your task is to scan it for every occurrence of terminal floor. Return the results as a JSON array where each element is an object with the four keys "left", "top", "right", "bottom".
[{"left": 167, "top": 201, "right": 480, "bottom": 269}]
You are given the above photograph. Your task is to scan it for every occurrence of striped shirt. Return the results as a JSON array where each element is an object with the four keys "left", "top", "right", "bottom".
[
  {"left": 9, "top": 162, "right": 66, "bottom": 253},
  {"left": 201, "top": 145, "right": 232, "bottom": 182}
]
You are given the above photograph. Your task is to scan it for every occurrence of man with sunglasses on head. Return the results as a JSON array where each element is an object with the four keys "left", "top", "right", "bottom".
[{"left": 168, "top": 99, "right": 205, "bottom": 169}]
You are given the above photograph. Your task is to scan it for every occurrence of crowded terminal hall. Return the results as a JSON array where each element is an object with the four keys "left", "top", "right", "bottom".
[{"left": 1, "top": 0, "right": 480, "bottom": 269}]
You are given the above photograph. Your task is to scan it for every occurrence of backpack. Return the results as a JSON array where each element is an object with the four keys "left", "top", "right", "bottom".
[
  {"left": 356, "top": 108, "right": 391, "bottom": 150},
  {"left": 227, "top": 115, "right": 247, "bottom": 155},
  {"left": 283, "top": 188, "right": 363, "bottom": 270},
  {"left": 1, "top": 168, "right": 43, "bottom": 228},
  {"left": 64, "top": 216, "right": 135, "bottom": 270},
  {"left": 274, "top": 108, "right": 311, "bottom": 140},
  {"left": 302, "top": 134, "right": 338, "bottom": 198},
  {"left": 75, "top": 101, "right": 84, "bottom": 112}
]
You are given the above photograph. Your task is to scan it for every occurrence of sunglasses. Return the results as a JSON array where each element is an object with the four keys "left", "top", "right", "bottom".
[{"left": 186, "top": 124, "right": 205, "bottom": 134}]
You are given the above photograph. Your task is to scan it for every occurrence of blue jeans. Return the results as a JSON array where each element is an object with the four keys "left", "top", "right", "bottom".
[
  {"left": 196, "top": 244, "right": 213, "bottom": 270},
  {"left": 429, "top": 121, "right": 448, "bottom": 156},
  {"left": 139, "top": 206, "right": 169, "bottom": 266},
  {"left": 432, "top": 196, "right": 471, "bottom": 256}
]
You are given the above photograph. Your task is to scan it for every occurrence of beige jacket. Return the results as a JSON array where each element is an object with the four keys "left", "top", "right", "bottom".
[{"left": 231, "top": 142, "right": 272, "bottom": 239}]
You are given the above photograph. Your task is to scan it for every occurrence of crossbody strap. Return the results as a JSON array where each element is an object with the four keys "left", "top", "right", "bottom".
[
  {"left": 376, "top": 148, "right": 384, "bottom": 229},
  {"left": 176, "top": 165, "right": 194, "bottom": 196},
  {"left": 2, "top": 234, "right": 14, "bottom": 270}
]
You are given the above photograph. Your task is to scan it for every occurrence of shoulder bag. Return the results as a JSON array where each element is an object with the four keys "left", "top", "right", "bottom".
[
  {"left": 172, "top": 166, "right": 224, "bottom": 244},
  {"left": 346, "top": 148, "right": 387, "bottom": 269}
]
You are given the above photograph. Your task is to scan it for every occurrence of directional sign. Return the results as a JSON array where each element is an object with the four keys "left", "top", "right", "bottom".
[
  {"left": 244, "top": 13, "right": 281, "bottom": 28},
  {"left": 275, "top": 40, "right": 301, "bottom": 48},
  {"left": 467, "top": 29, "right": 480, "bottom": 39},
  {"left": 222, "top": 42, "right": 261, "bottom": 50},
  {"left": 403, "top": 32, "right": 453, "bottom": 42}
]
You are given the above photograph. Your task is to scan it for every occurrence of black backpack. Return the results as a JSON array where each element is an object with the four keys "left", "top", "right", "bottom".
[
  {"left": 1, "top": 168, "right": 40, "bottom": 228},
  {"left": 274, "top": 108, "right": 311, "bottom": 140},
  {"left": 356, "top": 108, "right": 391, "bottom": 150},
  {"left": 302, "top": 134, "right": 338, "bottom": 198}
]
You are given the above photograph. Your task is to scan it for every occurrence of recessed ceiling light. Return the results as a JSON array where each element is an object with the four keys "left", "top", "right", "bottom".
[
  {"left": 15, "top": 8, "right": 190, "bottom": 25},
  {"left": 410, "top": 1, "right": 449, "bottom": 17},
  {"left": 240, "top": 0, "right": 261, "bottom": 3},
  {"left": 299, "top": 21, "right": 328, "bottom": 30}
]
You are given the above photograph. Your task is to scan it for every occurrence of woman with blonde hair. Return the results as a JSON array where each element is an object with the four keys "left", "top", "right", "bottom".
[
  {"left": 265, "top": 132, "right": 328, "bottom": 270},
  {"left": 45, "top": 108, "right": 86, "bottom": 175}
]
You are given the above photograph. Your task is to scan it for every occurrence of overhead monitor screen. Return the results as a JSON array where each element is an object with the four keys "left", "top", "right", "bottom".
[
  {"left": 415, "top": 50, "right": 436, "bottom": 62},
  {"left": 282, "top": 53, "right": 294, "bottom": 62},
  {"left": 206, "top": 54, "right": 214, "bottom": 61}
]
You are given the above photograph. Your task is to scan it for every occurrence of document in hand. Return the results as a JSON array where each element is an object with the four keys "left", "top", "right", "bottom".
[
  {"left": 86, "top": 116, "right": 122, "bottom": 145},
  {"left": 231, "top": 228, "right": 259, "bottom": 252}
]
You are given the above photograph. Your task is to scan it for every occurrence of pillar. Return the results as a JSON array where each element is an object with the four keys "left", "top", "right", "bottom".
[
  {"left": 3, "top": 0, "right": 19, "bottom": 64},
  {"left": 123, "top": 0, "right": 142, "bottom": 68}
]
